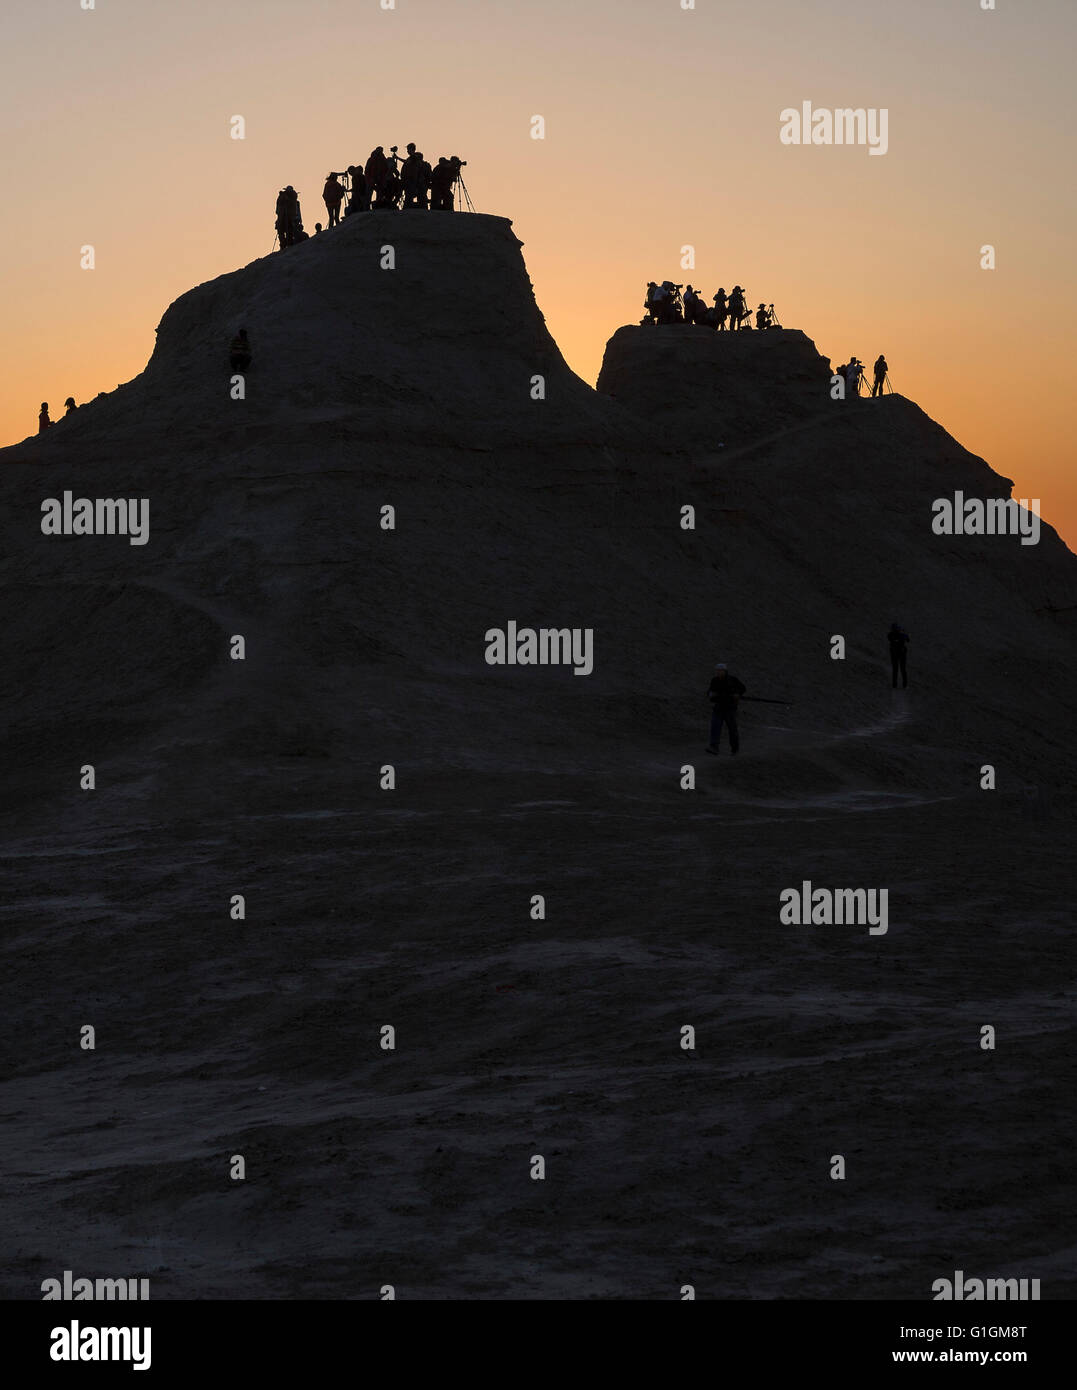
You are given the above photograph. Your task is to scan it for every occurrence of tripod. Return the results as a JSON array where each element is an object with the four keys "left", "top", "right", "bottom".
[{"left": 455, "top": 173, "right": 475, "bottom": 212}]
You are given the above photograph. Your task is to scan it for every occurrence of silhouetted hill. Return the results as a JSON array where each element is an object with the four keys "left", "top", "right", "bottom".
[
  {"left": 2, "top": 210, "right": 1075, "bottom": 1301},
  {"left": 1, "top": 209, "right": 1075, "bottom": 814}
]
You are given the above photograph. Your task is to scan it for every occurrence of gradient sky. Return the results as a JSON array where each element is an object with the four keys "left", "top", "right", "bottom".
[{"left": 3, "top": 0, "right": 1075, "bottom": 546}]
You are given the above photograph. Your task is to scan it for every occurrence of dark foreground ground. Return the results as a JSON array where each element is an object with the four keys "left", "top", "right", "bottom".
[{"left": 2, "top": 728, "right": 1072, "bottom": 1300}]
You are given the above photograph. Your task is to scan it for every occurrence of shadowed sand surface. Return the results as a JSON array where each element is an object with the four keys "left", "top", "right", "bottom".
[{"left": 1, "top": 213, "right": 1074, "bottom": 1298}]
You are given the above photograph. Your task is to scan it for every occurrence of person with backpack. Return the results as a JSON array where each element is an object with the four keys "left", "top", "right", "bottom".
[
  {"left": 275, "top": 186, "right": 301, "bottom": 247},
  {"left": 872, "top": 354, "right": 888, "bottom": 396},
  {"left": 322, "top": 173, "right": 347, "bottom": 227},
  {"left": 429, "top": 157, "right": 455, "bottom": 210},
  {"left": 706, "top": 663, "right": 747, "bottom": 754},
  {"left": 888, "top": 623, "right": 909, "bottom": 688}
]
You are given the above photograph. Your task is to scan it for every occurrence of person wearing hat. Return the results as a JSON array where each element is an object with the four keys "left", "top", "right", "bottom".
[
  {"left": 728, "top": 286, "right": 747, "bottom": 331},
  {"left": 322, "top": 172, "right": 347, "bottom": 227},
  {"left": 707, "top": 663, "right": 747, "bottom": 754},
  {"left": 755, "top": 302, "right": 771, "bottom": 330}
]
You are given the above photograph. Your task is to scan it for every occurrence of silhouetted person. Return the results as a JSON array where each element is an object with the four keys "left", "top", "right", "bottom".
[
  {"left": 728, "top": 286, "right": 746, "bottom": 331},
  {"left": 872, "top": 354, "right": 888, "bottom": 396},
  {"left": 344, "top": 166, "right": 368, "bottom": 213},
  {"left": 657, "top": 283, "right": 683, "bottom": 324},
  {"left": 888, "top": 623, "right": 909, "bottom": 688},
  {"left": 402, "top": 147, "right": 426, "bottom": 207},
  {"left": 644, "top": 281, "right": 659, "bottom": 322},
  {"left": 755, "top": 303, "right": 772, "bottom": 330},
  {"left": 38, "top": 402, "right": 51, "bottom": 433},
  {"left": 381, "top": 165, "right": 402, "bottom": 208},
  {"left": 64, "top": 396, "right": 77, "bottom": 416},
  {"left": 713, "top": 289, "right": 728, "bottom": 330},
  {"left": 683, "top": 285, "right": 698, "bottom": 323},
  {"left": 323, "top": 173, "right": 346, "bottom": 227},
  {"left": 430, "top": 157, "right": 455, "bottom": 211},
  {"left": 707, "top": 664, "right": 746, "bottom": 754},
  {"left": 275, "top": 186, "right": 301, "bottom": 247},
  {"left": 230, "top": 328, "right": 251, "bottom": 372},
  {"left": 364, "top": 147, "right": 388, "bottom": 203},
  {"left": 846, "top": 358, "right": 864, "bottom": 394}
]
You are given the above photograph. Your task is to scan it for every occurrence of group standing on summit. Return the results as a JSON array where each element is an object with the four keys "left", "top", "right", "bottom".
[
  {"left": 644, "top": 281, "right": 778, "bottom": 332},
  {"left": 274, "top": 144, "right": 469, "bottom": 248}
]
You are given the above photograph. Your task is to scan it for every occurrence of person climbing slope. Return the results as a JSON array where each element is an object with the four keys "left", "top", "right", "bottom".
[{"left": 707, "top": 663, "right": 747, "bottom": 754}]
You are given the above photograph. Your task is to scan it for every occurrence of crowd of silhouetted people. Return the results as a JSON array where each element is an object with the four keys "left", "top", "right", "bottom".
[
  {"left": 643, "top": 281, "right": 780, "bottom": 331},
  {"left": 275, "top": 144, "right": 469, "bottom": 248},
  {"left": 642, "top": 280, "right": 893, "bottom": 394}
]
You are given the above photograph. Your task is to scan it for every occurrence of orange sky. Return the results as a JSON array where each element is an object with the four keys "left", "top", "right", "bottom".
[{"left": 3, "top": 0, "right": 1074, "bottom": 548}]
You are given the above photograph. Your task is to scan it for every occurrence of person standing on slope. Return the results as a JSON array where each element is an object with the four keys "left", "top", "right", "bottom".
[
  {"left": 322, "top": 173, "right": 347, "bottom": 227},
  {"left": 38, "top": 402, "right": 51, "bottom": 433},
  {"left": 229, "top": 328, "right": 252, "bottom": 373},
  {"left": 707, "top": 663, "right": 747, "bottom": 754},
  {"left": 888, "top": 622, "right": 909, "bottom": 688}
]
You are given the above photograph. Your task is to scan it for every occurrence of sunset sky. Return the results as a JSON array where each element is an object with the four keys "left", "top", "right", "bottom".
[{"left": 3, "top": 0, "right": 1074, "bottom": 547}]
